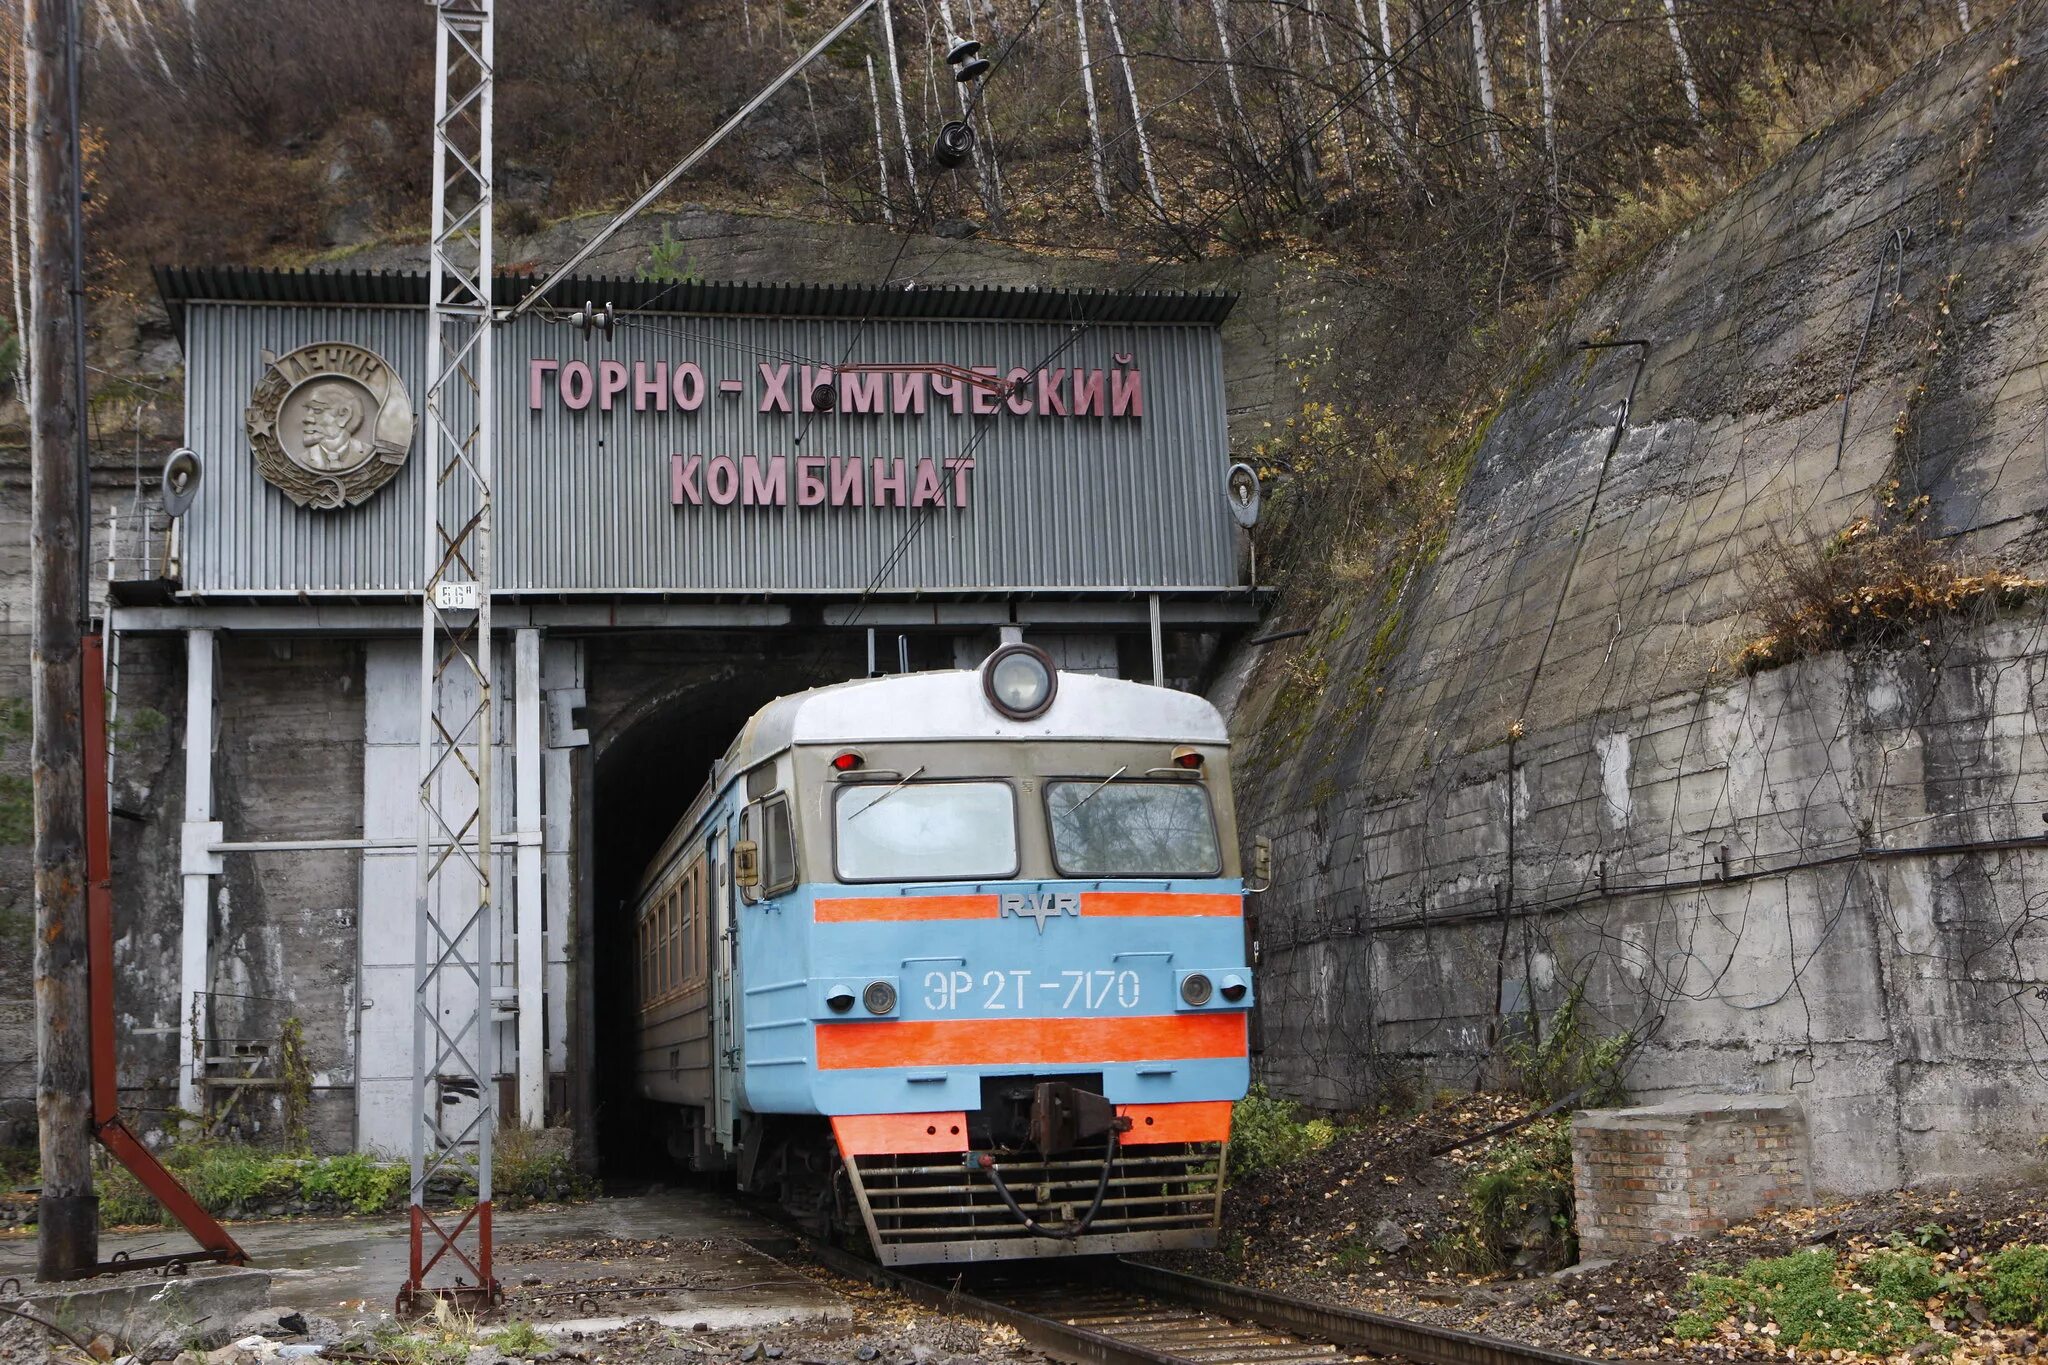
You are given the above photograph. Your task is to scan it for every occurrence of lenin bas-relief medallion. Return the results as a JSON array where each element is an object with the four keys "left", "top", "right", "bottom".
[{"left": 244, "top": 342, "right": 414, "bottom": 509}]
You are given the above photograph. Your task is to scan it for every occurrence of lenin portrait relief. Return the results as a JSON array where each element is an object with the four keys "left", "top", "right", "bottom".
[{"left": 245, "top": 342, "right": 414, "bottom": 508}]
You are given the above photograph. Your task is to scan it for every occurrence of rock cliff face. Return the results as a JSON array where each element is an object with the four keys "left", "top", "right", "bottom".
[{"left": 1221, "top": 13, "right": 2048, "bottom": 1193}]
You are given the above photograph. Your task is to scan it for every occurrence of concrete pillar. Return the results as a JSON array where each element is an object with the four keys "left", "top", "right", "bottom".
[
  {"left": 177, "top": 629, "right": 222, "bottom": 1114},
  {"left": 514, "top": 629, "right": 544, "bottom": 1127}
]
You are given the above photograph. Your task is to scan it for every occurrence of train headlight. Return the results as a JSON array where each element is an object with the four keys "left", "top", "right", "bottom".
[
  {"left": 982, "top": 643, "right": 1057, "bottom": 720},
  {"left": 825, "top": 985, "right": 857, "bottom": 1014},
  {"left": 1219, "top": 973, "right": 1249, "bottom": 1003},
  {"left": 1180, "top": 973, "right": 1214, "bottom": 1006},
  {"left": 863, "top": 980, "right": 898, "bottom": 1015}
]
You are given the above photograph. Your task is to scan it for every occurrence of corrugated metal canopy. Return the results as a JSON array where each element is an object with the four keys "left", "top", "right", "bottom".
[{"left": 153, "top": 264, "right": 1237, "bottom": 338}]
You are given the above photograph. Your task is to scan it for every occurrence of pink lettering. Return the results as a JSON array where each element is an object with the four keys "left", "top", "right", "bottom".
[
  {"left": 871, "top": 457, "right": 907, "bottom": 506},
  {"left": 760, "top": 363, "right": 792, "bottom": 413},
  {"left": 830, "top": 457, "right": 865, "bottom": 506},
  {"left": 559, "top": 361, "right": 593, "bottom": 411},
  {"left": 1005, "top": 368, "right": 1033, "bottom": 417},
  {"left": 635, "top": 361, "right": 668, "bottom": 412},
  {"left": 706, "top": 455, "right": 739, "bottom": 505},
  {"left": 598, "top": 360, "right": 629, "bottom": 411},
  {"left": 528, "top": 359, "right": 559, "bottom": 410},
  {"left": 970, "top": 367, "right": 1001, "bottom": 416},
  {"left": 911, "top": 459, "right": 944, "bottom": 506},
  {"left": 890, "top": 372, "right": 926, "bottom": 415},
  {"left": 929, "top": 373, "right": 965, "bottom": 415},
  {"left": 840, "top": 371, "right": 885, "bottom": 414},
  {"left": 671, "top": 454, "right": 702, "bottom": 506},
  {"left": 673, "top": 363, "right": 705, "bottom": 411},
  {"left": 1072, "top": 368, "right": 1105, "bottom": 416},
  {"left": 796, "top": 457, "right": 828, "bottom": 506},
  {"left": 1112, "top": 366, "right": 1144, "bottom": 417},
  {"left": 1038, "top": 369, "right": 1068, "bottom": 417},
  {"left": 742, "top": 456, "right": 788, "bottom": 506},
  {"left": 948, "top": 458, "right": 975, "bottom": 506}
]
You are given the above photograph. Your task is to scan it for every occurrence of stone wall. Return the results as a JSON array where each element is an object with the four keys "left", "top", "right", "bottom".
[
  {"left": 1222, "top": 11, "right": 2048, "bottom": 1193},
  {"left": 1572, "top": 1097, "right": 1812, "bottom": 1259}
]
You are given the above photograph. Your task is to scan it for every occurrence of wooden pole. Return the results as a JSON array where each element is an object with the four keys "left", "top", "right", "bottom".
[{"left": 26, "top": 0, "right": 96, "bottom": 1281}]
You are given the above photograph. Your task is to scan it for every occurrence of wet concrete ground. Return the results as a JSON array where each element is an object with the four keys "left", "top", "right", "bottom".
[{"left": 0, "top": 1189, "right": 850, "bottom": 1331}]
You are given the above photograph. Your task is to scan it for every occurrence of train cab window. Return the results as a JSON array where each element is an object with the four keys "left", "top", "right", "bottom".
[
  {"left": 1046, "top": 779, "right": 1222, "bottom": 877},
  {"left": 834, "top": 781, "right": 1018, "bottom": 882},
  {"left": 759, "top": 796, "right": 797, "bottom": 895}
]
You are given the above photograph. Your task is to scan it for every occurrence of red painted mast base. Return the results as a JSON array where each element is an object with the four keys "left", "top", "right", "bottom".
[
  {"left": 83, "top": 632, "right": 248, "bottom": 1272},
  {"left": 396, "top": 1201, "right": 503, "bottom": 1316}
]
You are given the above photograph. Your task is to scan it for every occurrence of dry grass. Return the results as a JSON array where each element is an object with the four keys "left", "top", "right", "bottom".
[{"left": 1735, "top": 514, "right": 2043, "bottom": 674}]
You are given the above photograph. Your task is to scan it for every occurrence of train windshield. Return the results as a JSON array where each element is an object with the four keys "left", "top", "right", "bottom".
[
  {"left": 834, "top": 780, "right": 1019, "bottom": 881},
  {"left": 1046, "top": 780, "right": 1221, "bottom": 877}
]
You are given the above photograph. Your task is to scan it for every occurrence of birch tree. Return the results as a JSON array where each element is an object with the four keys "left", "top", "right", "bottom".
[
  {"left": 1534, "top": 0, "right": 1562, "bottom": 259},
  {"left": 1307, "top": 0, "right": 1355, "bottom": 185},
  {"left": 1662, "top": 0, "right": 1702, "bottom": 125},
  {"left": 878, "top": 0, "right": 921, "bottom": 208},
  {"left": 1206, "top": 0, "right": 1263, "bottom": 170},
  {"left": 935, "top": 0, "right": 1002, "bottom": 218},
  {"left": 865, "top": 56, "right": 894, "bottom": 222},
  {"left": 1467, "top": 0, "right": 1506, "bottom": 172},
  {"left": 1099, "top": 0, "right": 1166, "bottom": 215},
  {"left": 1074, "top": 0, "right": 1114, "bottom": 215},
  {"left": 1274, "top": 5, "right": 1321, "bottom": 189},
  {"left": 6, "top": 17, "right": 24, "bottom": 399}
]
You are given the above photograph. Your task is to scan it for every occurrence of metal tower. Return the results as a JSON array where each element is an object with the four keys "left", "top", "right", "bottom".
[{"left": 403, "top": 0, "right": 500, "bottom": 1313}]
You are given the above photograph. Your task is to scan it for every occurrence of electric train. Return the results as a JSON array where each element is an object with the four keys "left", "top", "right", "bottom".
[{"left": 629, "top": 639, "right": 1254, "bottom": 1263}]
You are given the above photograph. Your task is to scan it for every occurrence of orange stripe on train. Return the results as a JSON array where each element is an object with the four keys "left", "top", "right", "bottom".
[
  {"left": 815, "top": 1013, "right": 1247, "bottom": 1070},
  {"left": 813, "top": 895, "right": 996, "bottom": 922},
  {"left": 1118, "top": 1100, "right": 1234, "bottom": 1145},
  {"left": 1080, "top": 892, "right": 1240, "bottom": 917}
]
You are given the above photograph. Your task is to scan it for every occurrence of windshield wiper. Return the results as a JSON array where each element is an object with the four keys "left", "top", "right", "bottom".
[
  {"left": 1068, "top": 766, "right": 1128, "bottom": 814},
  {"left": 847, "top": 764, "right": 926, "bottom": 820}
]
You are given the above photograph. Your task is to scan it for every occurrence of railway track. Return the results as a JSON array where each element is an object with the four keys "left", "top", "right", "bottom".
[{"left": 782, "top": 1239, "right": 1600, "bottom": 1365}]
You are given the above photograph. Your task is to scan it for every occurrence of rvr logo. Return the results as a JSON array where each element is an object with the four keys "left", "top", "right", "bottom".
[{"left": 1001, "top": 892, "right": 1079, "bottom": 933}]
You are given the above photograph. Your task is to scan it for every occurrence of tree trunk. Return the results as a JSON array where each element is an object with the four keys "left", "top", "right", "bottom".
[
  {"left": 1467, "top": 0, "right": 1506, "bottom": 171},
  {"left": 1206, "top": 0, "right": 1262, "bottom": 170},
  {"left": 1099, "top": 0, "right": 1165, "bottom": 215},
  {"left": 1535, "top": 0, "right": 1563, "bottom": 262},
  {"left": 878, "top": 0, "right": 921, "bottom": 208},
  {"left": 1074, "top": 0, "right": 1113, "bottom": 214},
  {"left": 1308, "top": 0, "right": 1355, "bottom": 185},
  {"left": 1662, "top": 0, "right": 1702, "bottom": 125},
  {"left": 9, "top": 18, "right": 29, "bottom": 398},
  {"left": 1275, "top": 5, "right": 1320, "bottom": 191},
  {"left": 26, "top": 0, "right": 97, "bottom": 1282},
  {"left": 865, "top": 56, "right": 894, "bottom": 222}
]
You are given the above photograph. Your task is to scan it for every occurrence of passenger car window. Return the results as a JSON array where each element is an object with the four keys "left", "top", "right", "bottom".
[
  {"left": 1046, "top": 780, "right": 1221, "bottom": 877},
  {"left": 834, "top": 781, "right": 1018, "bottom": 881}
]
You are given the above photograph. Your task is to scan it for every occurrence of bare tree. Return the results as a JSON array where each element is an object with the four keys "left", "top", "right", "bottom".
[
  {"left": 1534, "top": 0, "right": 1562, "bottom": 259},
  {"left": 1467, "top": 0, "right": 1506, "bottom": 171},
  {"left": 8, "top": 16, "right": 27, "bottom": 398},
  {"left": 1308, "top": 0, "right": 1355, "bottom": 185},
  {"left": 1099, "top": 0, "right": 1165, "bottom": 215},
  {"left": 1074, "top": 0, "right": 1113, "bottom": 215},
  {"left": 1206, "top": 0, "right": 1264, "bottom": 171},
  {"left": 877, "top": 0, "right": 921, "bottom": 209},
  {"left": 865, "top": 55, "right": 894, "bottom": 222},
  {"left": 1662, "top": 0, "right": 1703, "bottom": 125}
]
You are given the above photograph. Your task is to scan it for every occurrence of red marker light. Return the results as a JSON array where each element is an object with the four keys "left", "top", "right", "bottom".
[
  {"left": 1171, "top": 746, "right": 1204, "bottom": 770},
  {"left": 832, "top": 750, "right": 864, "bottom": 772}
]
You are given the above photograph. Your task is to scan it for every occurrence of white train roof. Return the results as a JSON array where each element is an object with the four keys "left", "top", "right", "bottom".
[{"left": 725, "top": 668, "right": 1228, "bottom": 775}]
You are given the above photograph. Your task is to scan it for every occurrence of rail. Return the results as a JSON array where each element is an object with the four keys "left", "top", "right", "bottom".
[{"left": 780, "top": 1235, "right": 1600, "bottom": 1365}]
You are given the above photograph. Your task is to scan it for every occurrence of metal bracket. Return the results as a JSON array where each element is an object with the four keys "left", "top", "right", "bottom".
[
  {"left": 181, "top": 820, "right": 225, "bottom": 876},
  {"left": 545, "top": 687, "right": 589, "bottom": 748}
]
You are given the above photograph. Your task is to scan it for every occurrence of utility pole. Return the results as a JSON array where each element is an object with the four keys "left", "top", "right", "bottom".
[{"left": 26, "top": 0, "right": 97, "bottom": 1281}]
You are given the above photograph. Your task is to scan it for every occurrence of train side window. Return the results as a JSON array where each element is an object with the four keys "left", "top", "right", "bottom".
[{"left": 759, "top": 796, "right": 797, "bottom": 895}]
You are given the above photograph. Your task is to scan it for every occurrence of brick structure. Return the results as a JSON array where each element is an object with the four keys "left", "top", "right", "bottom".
[{"left": 1572, "top": 1096, "right": 1812, "bottom": 1260}]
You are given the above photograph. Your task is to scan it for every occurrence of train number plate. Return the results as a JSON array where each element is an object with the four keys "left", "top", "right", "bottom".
[{"left": 922, "top": 968, "right": 1141, "bottom": 1013}]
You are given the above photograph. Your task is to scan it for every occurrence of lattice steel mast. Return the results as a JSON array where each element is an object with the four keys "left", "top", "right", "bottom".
[{"left": 403, "top": 0, "right": 500, "bottom": 1314}]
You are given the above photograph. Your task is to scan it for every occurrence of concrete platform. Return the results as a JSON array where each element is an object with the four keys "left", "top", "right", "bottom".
[{"left": 0, "top": 1190, "right": 848, "bottom": 1331}]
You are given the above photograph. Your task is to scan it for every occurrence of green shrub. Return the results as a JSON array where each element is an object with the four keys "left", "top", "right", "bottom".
[
  {"left": 1503, "top": 982, "right": 1630, "bottom": 1107},
  {"left": 298, "top": 1152, "right": 408, "bottom": 1214},
  {"left": 1983, "top": 1245, "right": 2048, "bottom": 1329},
  {"left": 1227, "top": 1085, "right": 1336, "bottom": 1177},
  {"left": 1682, "top": 1249, "right": 1929, "bottom": 1355},
  {"left": 1452, "top": 1117, "right": 1575, "bottom": 1271},
  {"left": 487, "top": 1322, "right": 550, "bottom": 1358},
  {"left": 1671, "top": 1310, "right": 1717, "bottom": 1341},
  {"left": 1856, "top": 1247, "right": 1945, "bottom": 1304},
  {"left": 495, "top": 1125, "right": 594, "bottom": 1207}
]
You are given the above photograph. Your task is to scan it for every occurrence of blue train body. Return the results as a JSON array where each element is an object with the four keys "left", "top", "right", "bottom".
[{"left": 631, "top": 645, "right": 1255, "bottom": 1263}]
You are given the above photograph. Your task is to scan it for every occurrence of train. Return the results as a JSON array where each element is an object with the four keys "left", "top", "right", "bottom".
[{"left": 629, "top": 637, "right": 1257, "bottom": 1263}]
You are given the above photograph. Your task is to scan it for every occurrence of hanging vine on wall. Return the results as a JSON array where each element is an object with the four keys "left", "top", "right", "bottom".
[{"left": 279, "top": 1017, "right": 312, "bottom": 1154}]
